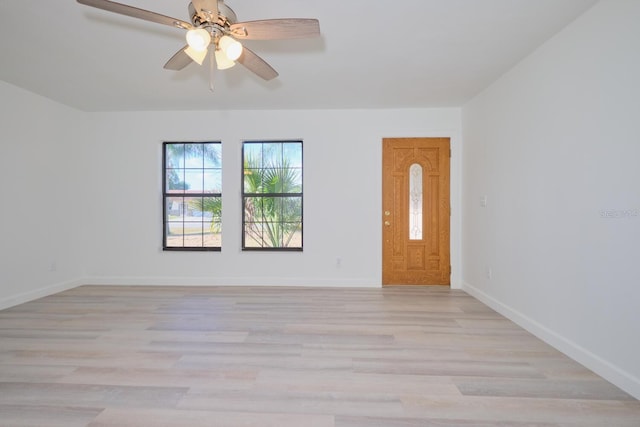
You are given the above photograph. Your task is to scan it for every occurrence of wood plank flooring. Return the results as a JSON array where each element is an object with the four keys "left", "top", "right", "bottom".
[{"left": 0, "top": 285, "right": 638, "bottom": 426}]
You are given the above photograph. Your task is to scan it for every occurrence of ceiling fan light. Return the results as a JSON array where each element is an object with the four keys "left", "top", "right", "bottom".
[
  {"left": 219, "top": 35, "right": 243, "bottom": 61},
  {"left": 186, "top": 28, "right": 211, "bottom": 51},
  {"left": 215, "top": 49, "right": 235, "bottom": 70},
  {"left": 184, "top": 45, "right": 208, "bottom": 65}
]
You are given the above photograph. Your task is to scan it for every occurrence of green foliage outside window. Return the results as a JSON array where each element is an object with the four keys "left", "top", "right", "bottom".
[{"left": 243, "top": 141, "right": 303, "bottom": 250}]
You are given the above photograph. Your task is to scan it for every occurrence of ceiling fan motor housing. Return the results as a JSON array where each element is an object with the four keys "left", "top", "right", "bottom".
[{"left": 188, "top": 1, "right": 237, "bottom": 29}]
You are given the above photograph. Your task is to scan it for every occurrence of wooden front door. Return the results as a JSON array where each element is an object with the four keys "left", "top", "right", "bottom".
[{"left": 382, "top": 138, "right": 450, "bottom": 285}]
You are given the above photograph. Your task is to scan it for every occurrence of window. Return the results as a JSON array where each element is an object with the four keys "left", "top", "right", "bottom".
[
  {"left": 163, "top": 142, "right": 221, "bottom": 251},
  {"left": 242, "top": 141, "right": 303, "bottom": 250}
]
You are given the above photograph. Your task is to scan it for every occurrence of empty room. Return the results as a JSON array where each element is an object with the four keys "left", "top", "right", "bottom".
[{"left": 1, "top": 0, "right": 639, "bottom": 425}]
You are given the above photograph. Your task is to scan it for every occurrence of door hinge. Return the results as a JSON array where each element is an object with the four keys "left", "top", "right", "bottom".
[{"left": 449, "top": 148, "right": 452, "bottom": 158}]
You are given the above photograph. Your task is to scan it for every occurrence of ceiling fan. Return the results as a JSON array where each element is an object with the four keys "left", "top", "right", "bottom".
[{"left": 77, "top": 0, "right": 320, "bottom": 89}]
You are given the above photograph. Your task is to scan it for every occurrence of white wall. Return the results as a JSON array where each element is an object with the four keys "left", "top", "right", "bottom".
[
  {"left": 83, "top": 108, "right": 462, "bottom": 287},
  {"left": 462, "top": 0, "right": 640, "bottom": 399},
  {"left": 0, "top": 85, "right": 462, "bottom": 301},
  {"left": 0, "top": 82, "right": 87, "bottom": 309}
]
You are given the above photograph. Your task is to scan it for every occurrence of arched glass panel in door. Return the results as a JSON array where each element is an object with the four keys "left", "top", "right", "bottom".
[{"left": 409, "top": 163, "right": 422, "bottom": 240}]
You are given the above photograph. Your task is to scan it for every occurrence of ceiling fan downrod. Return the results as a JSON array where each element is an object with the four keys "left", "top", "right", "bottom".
[{"left": 209, "top": 44, "right": 215, "bottom": 92}]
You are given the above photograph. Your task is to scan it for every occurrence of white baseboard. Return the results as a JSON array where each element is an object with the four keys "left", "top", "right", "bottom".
[
  {"left": 83, "top": 276, "right": 381, "bottom": 288},
  {"left": 0, "top": 278, "right": 85, "bottom": 310},
  {"left": 83, "top": 276, "right": 464, "bottom": 288},
  {"left": 462, "top": 280, "right": 640, "bottom": 400}
]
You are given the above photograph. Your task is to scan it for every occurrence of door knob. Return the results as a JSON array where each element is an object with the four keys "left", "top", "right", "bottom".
[
  {"left": 384, "top": 221, "right": 391, "bottom": 226},
  {"left": 384, "top": 211, "right": 391, "bottom": 216}
]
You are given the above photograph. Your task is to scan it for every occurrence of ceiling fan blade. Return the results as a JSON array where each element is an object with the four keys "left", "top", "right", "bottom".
[
  {"left": 191, "top": 0, "right": 218, "bottom": 21},
  {"left": 77, "top": 0, "right": 192, "bottom": 30},
  {"left": 164, "top": 46, "right": 194, "bottom": 70},
  {"left": 230, "top": 19, "right": 320, "bottom": 40},
  {"left": 236, "top": 47, "right": 278, "bottom": 81}
]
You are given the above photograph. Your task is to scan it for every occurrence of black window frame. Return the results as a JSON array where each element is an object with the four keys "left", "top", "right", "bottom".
[
  {"left": 162, "top": 141, "right": 222, "bottom": 252},
  {"left": 242, "top": 140, "right": 303, "bottom": 251}
]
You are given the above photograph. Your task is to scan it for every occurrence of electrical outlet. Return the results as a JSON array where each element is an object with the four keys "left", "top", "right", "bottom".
[
  {"left": 486, "top": 267, "right": 492, "bottom": 280},
  {"left": 336, "top": 257, "right": 342, "bottom": 268},
  {"left": 50, "top": 261, "right": 57, "bottom": 272}
]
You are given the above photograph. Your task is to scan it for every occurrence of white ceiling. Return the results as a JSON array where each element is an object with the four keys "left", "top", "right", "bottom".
[{"left": 0, "top": 0, "right": 597, "bottom": 112}]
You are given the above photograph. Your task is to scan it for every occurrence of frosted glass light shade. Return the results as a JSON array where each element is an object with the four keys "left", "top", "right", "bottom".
[
  {"left": 184, "top": 46, "right": 208, "bottom": 65},
  {"left": 215, "top": 49, "right": 235, "bottom": 70},
  {"left": 186, "top": 28, "right": 211, "bottom": 51},
  {"left": 218, "top": 35, "right": 242, "bottom": 61}
]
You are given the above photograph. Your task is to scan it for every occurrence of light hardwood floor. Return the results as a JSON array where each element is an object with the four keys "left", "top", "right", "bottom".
[{"left": 0, "top": 285, "right": 638, "bottom": 426}]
